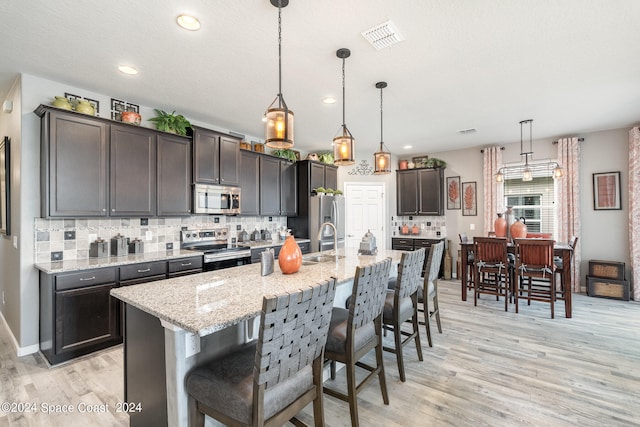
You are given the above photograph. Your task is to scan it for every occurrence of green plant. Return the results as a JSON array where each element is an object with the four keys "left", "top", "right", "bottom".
[
  {"left": 317, "top": 152, "right": 334, "bottom": 165},
  {"left": 148, "top": 109, "right": 192, "bottom": 135},
  {"left": 423, "top": 157, "right": 447, "bottom": 168},
  {"left": 271, "top": 149, "right": 297, "bottom": 162}
]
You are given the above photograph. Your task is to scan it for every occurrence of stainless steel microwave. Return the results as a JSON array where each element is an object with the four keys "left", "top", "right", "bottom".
[{"left": 193, "top": 184, "right": 241, "bottom": 215}]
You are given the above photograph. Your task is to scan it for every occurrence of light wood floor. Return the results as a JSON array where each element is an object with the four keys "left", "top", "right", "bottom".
[{"left": 2, "top": 280, "right": 639, "bottom": 426}]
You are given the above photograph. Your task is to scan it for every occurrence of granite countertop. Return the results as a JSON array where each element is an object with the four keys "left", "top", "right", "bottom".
[
  {"left": 111, "top": 247, "right": 404, "bottom": 337},
  {"left": 34, "top": 249, "right": 203, "bottom": 274},
  {"left": 237, "top": 238, "right": 310, "bottom": 249}
]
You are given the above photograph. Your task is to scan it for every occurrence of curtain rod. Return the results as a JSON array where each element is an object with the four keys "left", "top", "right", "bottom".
[
  {"left": 479, "top": 147, "right": 505, "bottom": 153},
  {"left": 552, "top": 137, "right": 584, "bottom": 144}
]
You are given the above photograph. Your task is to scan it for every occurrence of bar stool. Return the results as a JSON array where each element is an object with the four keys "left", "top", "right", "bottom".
[
  {"left": 323, "top": 258, "right": 392, "bottom": 427},
  {"left": 186, "top": 278, "right": 337, "bottom": 427},
  {"left": 382, "top": 248, "right": 426, "bottom": 382},
  {"left": 418, "top": 241, "right": 445, "bottom": 347}
]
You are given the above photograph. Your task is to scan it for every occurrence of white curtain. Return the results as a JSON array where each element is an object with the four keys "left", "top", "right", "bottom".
[
  {"left": 556, "top": 137, "right": 581, "bottom": 292},
  {"left": 628, "top": 127, "right": 640, "bottom": 301},
  {"left": 483, "top": 146, "right": 503, "bottom": 235}
]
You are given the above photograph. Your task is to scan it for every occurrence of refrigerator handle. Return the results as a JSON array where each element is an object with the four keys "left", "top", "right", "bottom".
[{"left": 332, "top": 200, "right": 338, "bottom": 235}]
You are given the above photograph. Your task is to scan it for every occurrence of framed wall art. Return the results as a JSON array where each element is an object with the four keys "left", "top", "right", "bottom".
[
  {"left": 0, "top": 136, "right": 11, "bottom": 235},
  {"left": 593, "top": 171, "right": 621, "bottom": 210},
  {"left": 446, "top": 176, "right": 461, "bottom": 210},
  {"left": 462, "top": 181, "right": 477, "bottom": 216}
]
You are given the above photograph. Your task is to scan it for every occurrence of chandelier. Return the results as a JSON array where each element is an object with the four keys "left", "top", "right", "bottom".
[{"left": 495, "top": 119, "right": 564, "bottom": 183}]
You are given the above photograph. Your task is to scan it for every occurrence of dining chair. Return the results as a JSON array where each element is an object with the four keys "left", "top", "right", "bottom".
[
  {"left": 514, "top": 238, "right": 557, "bottom": 318},
  {"left": 418, "top": 241, "right": 445, "bottom": 347},
  {"left": 186, "top": 278, "right": 337, "bottom": 427},
  {"left": 473, "top": 237, "right": 510, "bottom": 311},
  {"left": 459, "top": 233, "right": 474, "bottom": 290},
  {"left": 554, "top": 236, "right": 578, "bottom": 301},
  {"left": 382, "top": 248, "right": 426, "bottom": 382},
  {"left": 323, "top": 258, "right": 392, "bottom": 427}
]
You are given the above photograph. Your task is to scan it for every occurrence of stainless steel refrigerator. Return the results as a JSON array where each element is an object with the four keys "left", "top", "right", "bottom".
[{"left": 288, "top": 195, "right": 345, "bottom": 252}]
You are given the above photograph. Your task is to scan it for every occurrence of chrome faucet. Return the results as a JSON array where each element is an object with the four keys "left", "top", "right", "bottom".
[{"left": 317, "top": 222, "right": 337, "bottom": 255}]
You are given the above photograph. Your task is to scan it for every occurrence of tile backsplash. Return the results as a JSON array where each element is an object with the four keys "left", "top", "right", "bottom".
[
  {"left": 391, "top": 215, "right": 447, "bottom": 238},
  {"left": 34, "top": 215, "right": 288, "bottom": 263}
]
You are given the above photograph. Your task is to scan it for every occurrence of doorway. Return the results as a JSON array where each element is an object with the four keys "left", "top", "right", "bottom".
[{"left": 344, "top": 182, "right": 386, "bottom": 250}]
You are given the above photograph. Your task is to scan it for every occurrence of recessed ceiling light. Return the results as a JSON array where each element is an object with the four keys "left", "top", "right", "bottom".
[
  {"left": 118, "top": 65, "right": 138, "bottom": 75},
  {"left": 322, "top": 97, "right": 336, "bottom": 104},
  {"left": 403, "top": 145, "right": 413, "bottom": 150},
  {"left": 177, "top": 14, "right": 201, "bottom": 31}
]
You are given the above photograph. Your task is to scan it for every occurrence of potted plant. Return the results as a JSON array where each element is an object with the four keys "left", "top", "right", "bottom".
[
  {"left": 271, "top": 149, "right": 297, "bottom": 162},
  {"left": 148, "top": 109, "right": 192, "bottom": 135},
  {"left": 317, "top": 152, "right": 334, "bottom": 165}
]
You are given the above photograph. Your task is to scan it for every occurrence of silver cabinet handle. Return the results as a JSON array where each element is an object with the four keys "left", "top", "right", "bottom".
[
  {"left": 180, "top": 262, "right": 192, "bottom": 267},
  {"left": 102, "top": 208, "right": 106, "bottom": 212},
  {"left": 137, "top": 268, "right": 151, "bottom": 273},
  {"left": 112, "top": 209, "right": 115, "bottom": 212},
  {"left": 79, "top": 276, "right": 96, "bottom": 281}
]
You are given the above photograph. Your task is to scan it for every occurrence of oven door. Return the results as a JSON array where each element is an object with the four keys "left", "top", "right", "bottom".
[{"left": 203, "top": 255, "right": 251, "bottom": 271}]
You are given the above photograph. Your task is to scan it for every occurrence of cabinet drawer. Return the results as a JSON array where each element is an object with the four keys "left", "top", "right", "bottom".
[
  {"left": 168, "top": 256, "right": 203, "bottom": 274},
  {"left": 414, "top": 239, "right": 442, "bottom": 248},
  {"left": 119, "top": 261, "right": 167, "bottom": 282},
  {"left": 391, "top": 238, "right": 414, "bottom": 250},
  {"left": 55, "top": 268, "right": 116, "bottom": 291},
  {"left": 298, "top": 242, "right": 310, "bottom": 254}
]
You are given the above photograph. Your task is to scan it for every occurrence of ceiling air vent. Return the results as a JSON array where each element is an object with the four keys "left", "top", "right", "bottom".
[
  {"left": 458, "top": 128, "right": 477, "bottom": 135},
  {"left": 361, "top": 20, "right": 404, "bottom": 50}
]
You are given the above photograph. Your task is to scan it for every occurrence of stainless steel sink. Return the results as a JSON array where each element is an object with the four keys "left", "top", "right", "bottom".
[{"left": 302, "top": 254, "right": 345, "bottom": 264}]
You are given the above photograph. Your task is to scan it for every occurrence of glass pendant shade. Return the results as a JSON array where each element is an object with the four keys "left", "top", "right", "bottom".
[
  {"left": 553, "top": 164, "right": 565, "bottom": 179},
  {"left": 522, "top": 165, "right": 533, "bottom": 181},
  {"left": 495, "top": 170, "right": 504, "bottom": 183},
  {"left": 374, "top": 146, "right": 391, "bottom": 174},
  {"left": 333, "top": 128, "right": 355, "bottom": 165},
  {"left": 265, "top": 106, "right": 294, "bottom": 148}
]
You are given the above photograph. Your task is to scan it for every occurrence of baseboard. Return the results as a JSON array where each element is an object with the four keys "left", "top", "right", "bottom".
[{"left": 0, "top": 309, "right": 39, "bottom": 357}]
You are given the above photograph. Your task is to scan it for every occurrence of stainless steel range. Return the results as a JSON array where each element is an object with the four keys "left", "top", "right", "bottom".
[{"left": 181, "top": 228, "right": 251, "bottom": 271}]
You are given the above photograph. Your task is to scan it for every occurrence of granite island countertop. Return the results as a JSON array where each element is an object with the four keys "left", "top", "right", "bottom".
[
  {"left": 111, "top": 247, "right": 405, "bottom": 337},
  {"left": 34, "top": 249, "right": 204, "bottom": 274},
  {"left": 237, "top": 238, "right": 310, "bottom": 249}
]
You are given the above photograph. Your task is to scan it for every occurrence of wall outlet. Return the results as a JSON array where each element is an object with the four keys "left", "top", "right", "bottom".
[
  {"left": 145, "top": 231, "right": 153, "bottom": 241},
  {"left": 421, "top": 223, "right": 425, "bottom": 229},
  {"left": 268, "top": 216, "right": 273, "bottom": 222},
  {"left": 2, "top": 291, "right": 5, "bottom": 305},
  {"left": 51, "top": 251, "right": 63, "bottom": 261},
  {"left": 470, "top": 223, "right": 475, "bottom": 230}
]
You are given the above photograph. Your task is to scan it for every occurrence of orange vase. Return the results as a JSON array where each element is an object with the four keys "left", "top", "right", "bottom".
[
  {"left": 510, "top": 217, "right": 528, "bottom": 239},
  {"left": 494, "top": 213, "right": 507, "bottom": 237},
  {"left": 279, "top": 235, "right": 302, "bottom": 274}
]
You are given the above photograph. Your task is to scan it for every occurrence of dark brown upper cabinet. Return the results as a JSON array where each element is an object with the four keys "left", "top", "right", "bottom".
[
  {"left": 157, "top": 134, "right": 192, "bottom": 216},
  {"left": 396, "top": 168, "right": 444, "bottom": 216},
  {"left": 192, "top": 127, "right": 240, "bottom": 186},
  {"left": 239, "top": 150, "right": 260, "bottom": 216}
]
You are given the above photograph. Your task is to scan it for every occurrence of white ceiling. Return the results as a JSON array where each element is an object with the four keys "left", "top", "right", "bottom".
[{"left": 1, "top": 0, "right": 639, "bottom": 155}]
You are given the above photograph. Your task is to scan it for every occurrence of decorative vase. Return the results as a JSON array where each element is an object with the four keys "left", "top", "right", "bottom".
[
  {"left": 278, "top": 235, "right": 302, "bottom": 274},
  {"left": 494, "top": 213, "right": 507, "bottom": 237},
  {"left": 52, "top": 96, "right": 72, "bottom": 110},
  {"left": 75, "top": 99, "right": 95, "bottom": 115},
  {"left": 121, "top": 111, "right": 142, "bottom": 125},
  {"left": 510, "top": 217, "right": 528, "bottom": 239},
  {"left": 399, "top": 160, "right": 408, "bottom": 170}
]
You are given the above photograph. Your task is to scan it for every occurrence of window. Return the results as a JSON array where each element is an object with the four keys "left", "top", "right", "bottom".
[{"left": 504, "top": 176, "right": 556, "bottom": 235}]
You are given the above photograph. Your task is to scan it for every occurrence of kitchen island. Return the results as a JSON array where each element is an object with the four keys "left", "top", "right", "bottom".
[{"left": 111, "top": 247, "right": 404, "bottom": 427}]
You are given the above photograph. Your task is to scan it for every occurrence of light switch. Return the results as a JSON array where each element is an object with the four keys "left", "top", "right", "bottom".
[
  {"left": 145, "top": 231, "right": 153, "bottom": 241},
  {"left": 469, "top": 224, "right": 475, "bottom": 230},
  {"left": 12, "top": 236, "right": 17, "bottom": 248}
]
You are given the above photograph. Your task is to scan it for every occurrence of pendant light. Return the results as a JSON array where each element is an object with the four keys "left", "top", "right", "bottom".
[
  {"left": 265, "top": 0, "right": 294, "bottom": 149},
  {"left": 333, "top": 48, "right": 355, "bottom": 166},
  {"left": 495, "top": 119, "right": 565, "bottom": 182},
  {"left": 373, "top": 81, "right": 391, "bottom": 174}
]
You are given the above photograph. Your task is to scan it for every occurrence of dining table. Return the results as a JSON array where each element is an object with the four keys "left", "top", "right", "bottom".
[{"left": 459, "top": 241, "right": 574, "bottom": 318}]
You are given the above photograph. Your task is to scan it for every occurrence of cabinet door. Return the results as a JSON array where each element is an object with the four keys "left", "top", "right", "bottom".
[
  {"left": 110, "top": 125, "right": 156, "bottom": 216},
  {"left": 193, "top": 128, "right": 219, "bottom": 184},
  {"left": 239, "top": 150, "right": 260, "bottom": 215},
  {"left": 310, "top": 162, "right": 325, "bottom": 190},
  {"left": 324, "top": 165, "right": 338, "bottom": 191},
  {"left": 396, "top": 171, "right": 418, "bottom": 215},
  {"left": 157, "top": 134, "right": 191, "bottom": 216},
  {"left": 219, "top": 135, "right": 240, "bottom": 186},
  {"left": 280, "top": 160, "right": 297, "bottom": 216},
  {"left": 46, "top": 111, "right": 108, "bottom": 217},
  {"left": 55, "top": 282, "right": 119, "bottom": 356},
  {"left": 418, "top": 168, "right": 444, "bottom": 215},
  {"left": 259, "top": 156, "right": 281, "bottom": 216}
]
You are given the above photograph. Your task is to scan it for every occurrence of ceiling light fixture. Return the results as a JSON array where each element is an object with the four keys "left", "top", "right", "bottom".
[
  {"left": 177, "top": 14, "right": 201, "bottom": 31},
  {"left": 264, "top": 0, "right": 294, "bottom": 149},
  {"left": 333, "top": 48, "right": 355, "bottom": 166},
  {"left": 118, "top": 65, "right": 138, "bottom": 75},
  {"left": 373, "top": 81, "right": 391, "bottom": 175},
  {"left": 495, "top": 119, "right": 564, "bottom": 183}
]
